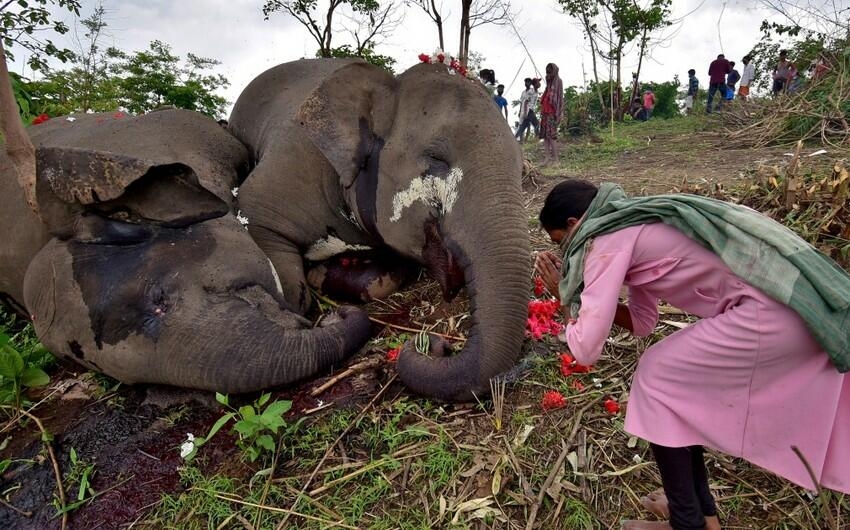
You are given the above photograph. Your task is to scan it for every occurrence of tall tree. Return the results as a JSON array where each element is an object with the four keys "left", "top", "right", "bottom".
[
  {"left": 458, "top": 0, "right": 511, "bottom": 66},
  {"left": 406, "top": 0, "right": 446, "bottom": 50},
  {"left": 107, "top": 41, "right": 228, "bottom": 117},
  {"left": 408, "top": 0, "right": 512, "bottom": 66},
  {"left": 560, "top": 0, "right": 671, "bottom": 120},
  {"left": 0, "top": 0, "right": 81, "bottom": 71},
  {"left": 262, "top": 0, "right": 396, "bottom": 60}
]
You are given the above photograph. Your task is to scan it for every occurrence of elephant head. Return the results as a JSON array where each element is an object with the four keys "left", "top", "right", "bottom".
[
  {"left": 289, "top": 61, "right": 530, "bottom": 401},
  {"left": 13, "top": 110, "right": 369, "bottom": 392}
]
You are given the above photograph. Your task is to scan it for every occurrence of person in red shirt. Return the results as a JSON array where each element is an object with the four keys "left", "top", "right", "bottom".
[
  {"left": 706, "top": 54, "right": 731, "bottom": 114},
  {"left": 642, "top": 90, "right": 656, "bottom": 119}
]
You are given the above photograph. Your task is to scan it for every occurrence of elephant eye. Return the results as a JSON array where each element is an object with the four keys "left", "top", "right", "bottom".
[{"left": 425, "top": 156, "right": 450, "bottom": 178}]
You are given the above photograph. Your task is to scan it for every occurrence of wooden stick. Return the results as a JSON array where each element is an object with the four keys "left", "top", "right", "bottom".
[
  {"left": 309, "top": 357, "right": 382, "bottom": 397},
  {"left": 208, "top": 491, "right": 358, "bottom": 529},
  {"left": 525, "top": 440, "right": 571, "bottom": 530},
  {"left": 791, "top": 445, "right": 838, "bottom": 530}
]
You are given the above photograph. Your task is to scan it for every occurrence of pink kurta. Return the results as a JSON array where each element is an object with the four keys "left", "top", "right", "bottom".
[{"left": 564, "top": 223, "right": 850, "bottom": 493}]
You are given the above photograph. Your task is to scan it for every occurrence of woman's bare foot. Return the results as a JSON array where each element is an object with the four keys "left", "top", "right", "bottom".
[
  {"left": 621, "top": 521, "right": 672, "bottom": 530},
  {"left": 637, "top": 489, "right": 722, "bottom": 530},
  {"left": 640, "top": 488, "right": 669, "bottom": 518}
]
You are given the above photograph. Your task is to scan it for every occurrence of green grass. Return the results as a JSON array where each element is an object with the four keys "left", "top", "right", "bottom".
[{"left": 524, "top": 114, "right": 715, "bottom": 175}]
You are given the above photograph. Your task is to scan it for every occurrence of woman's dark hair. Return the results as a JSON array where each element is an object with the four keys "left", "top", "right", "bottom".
[{"left": 539, "top": 179, "right": 599, "bottom": 230}]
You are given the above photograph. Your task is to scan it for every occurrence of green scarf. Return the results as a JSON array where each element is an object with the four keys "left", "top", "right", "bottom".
[{"left": 558, "top": 183, "right": 850, "bottom": 372}]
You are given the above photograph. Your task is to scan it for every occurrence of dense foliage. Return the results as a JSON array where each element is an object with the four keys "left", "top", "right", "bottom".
[{"left": 0, "top": 0, "right": 80, "bottom": 71}]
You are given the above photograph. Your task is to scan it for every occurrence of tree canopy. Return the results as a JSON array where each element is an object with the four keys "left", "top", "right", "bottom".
[
  {"left": 0, "top": 0, "right": 81, "bottom": 71},
  {"left": 14, "top": 8, "right": 229, "bottom": 120}
]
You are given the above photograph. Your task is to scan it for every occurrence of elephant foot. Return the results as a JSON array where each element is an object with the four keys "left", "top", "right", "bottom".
[{"left": 307, "top": 249, "right": 418, "bottom": 304}]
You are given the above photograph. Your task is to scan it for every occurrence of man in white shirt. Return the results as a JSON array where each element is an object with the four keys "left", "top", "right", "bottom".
[
  {"left": 738, "top": 55, "right": 755, "bottom": 100},
  {"left": 515, "top": 78, "right": 540, "bottom": 142}
]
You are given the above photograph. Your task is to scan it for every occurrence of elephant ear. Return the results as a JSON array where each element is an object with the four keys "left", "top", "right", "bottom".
[
  {"left": 35, "top": 146, "right": 231, "bottom": 237},
  {"left": 296, "top": 61, "right": 398, "bottom": 187}
]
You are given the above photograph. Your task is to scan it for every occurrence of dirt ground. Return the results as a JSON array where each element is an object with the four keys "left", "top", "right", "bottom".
[{"left": 1, "top": 117, "right": 847, "bottom": 530}]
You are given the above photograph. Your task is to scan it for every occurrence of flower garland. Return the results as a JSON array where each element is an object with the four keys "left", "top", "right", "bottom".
[{"left": 418, "top": 49, "right": 468, "bottom": 77}]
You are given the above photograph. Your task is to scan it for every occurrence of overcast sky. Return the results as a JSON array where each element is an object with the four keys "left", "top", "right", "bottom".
[{"left": 7, "top": 0, "right": 836, "bottom": 116}]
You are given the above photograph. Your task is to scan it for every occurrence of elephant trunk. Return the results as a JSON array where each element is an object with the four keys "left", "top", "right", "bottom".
[
  {"left": 396, "top": 166, "right": 530, "bottom": 402},
  {"left": 153, "top": 304, "right": 372, "bottom": 393}
]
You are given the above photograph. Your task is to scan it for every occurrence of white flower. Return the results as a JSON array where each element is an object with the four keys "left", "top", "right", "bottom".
[
  {"left": 179, "top": 433, "right": 196, "bottom": 459},
  {"left": 231, "top": 187, "right": 239, "bottom": 197},
  {"left": 236, "top": 210, "right": 249, "bottom": 227},
  {"left": 65, "top": 116, "right": 77, "bottom": 122},
  {"left": 632, "top": 454, "right": 642, "bottom": 464}
]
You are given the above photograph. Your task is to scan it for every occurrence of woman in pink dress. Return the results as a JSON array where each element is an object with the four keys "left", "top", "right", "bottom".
[{"left": 535, "top": 179, "right": 850, "bottom": 530}]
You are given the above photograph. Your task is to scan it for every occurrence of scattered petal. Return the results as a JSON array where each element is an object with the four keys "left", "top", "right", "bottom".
[
  {"left": 542, "top": 390, "right": 567, "bottom": 411},
  {"left": 236, "top": 210, "right": 249, "bottom": 227},
  {"left": 533, "top": 276, "right": 545, "bottom": 296},
  {"left": 31, "top": 113, "right": 50, "bottom": 125},
  {"left": 65, "top": 116, "right": 76, "bottom": 122},
  {"left": 231, "top": 187, "right": 239, "bottom": 197},
  {"left": 386, "top": 347, "right": 401, "bottom": 362},
  {"left": 604, "top": 398, "right": 621, "bottom": 415}
]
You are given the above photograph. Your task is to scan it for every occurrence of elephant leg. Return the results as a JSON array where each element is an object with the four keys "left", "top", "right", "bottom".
[
  {"left": 306, "top": 249, "right": 418, "bottom": 304},
  {"left": 249, "top": 226, "right": 312, "bottom": 314}
]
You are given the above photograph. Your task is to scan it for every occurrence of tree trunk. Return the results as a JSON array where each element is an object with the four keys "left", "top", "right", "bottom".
[
  {"left": 0, "top": 41, "right": 39, "bottom": 216},
  {"left": 614, "top": 41, "right": 623, "bottom": 121},
  {"left": 581, "top": 13, "right": 607, "bottom": 120},
  {"left": 630, "top": 26, "right": 649, "bottom": 103},
  {"left": 432, "top": 0, "right": 445, "bottom": 50},
  {"left": 459, "top": 0, "right": 472, "bottom": 64}
]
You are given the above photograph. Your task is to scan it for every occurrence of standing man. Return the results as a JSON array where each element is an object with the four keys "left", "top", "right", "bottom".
[
  {"left": 772, "top": 50, "right": 793, "bottom": 95},
  {"left": 494, "top": 84, "right": 509, "bottom": 121},
  {"left": 726, "top": 61, "right": 741, "bottom": 99},
  {"left": 515, "top": 77, "right": 540, "bottom": 141},
  {"left": 738, "top": 55, "right": 755, "bottom": 100},
  {"left": 685, "top": 69, "right": 699, "bottom": 115},
  {"left": 642, "top": 89, "right": 656, "bottom": 119},
  {"left": 706, "top": 53, "right": 731, "bottom": 113}
]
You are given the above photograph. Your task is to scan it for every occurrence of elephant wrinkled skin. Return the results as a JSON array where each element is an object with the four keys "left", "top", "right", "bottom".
[{"left": 1, "top": 58, "right": 529, "bottom": 401}]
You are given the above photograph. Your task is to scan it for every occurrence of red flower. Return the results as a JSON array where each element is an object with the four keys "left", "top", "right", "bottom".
[
  {"left": 386, "top": 347, "right": 401, "bottom": 362},
  {"left": 436, "top": 53, "right": 445, "bottom": 63},
  {"left": 571, "top": 380, "right": 585, "bottom": 391},
  {"left": 604, "top": 398, "right": 621, "bottom": 415},
  {"left": 559, "top": 352, "right": 591, "bottom": 375},
  {"left": 525, "top": 299, "right": 563, "bottom": 340},
  {"left": 542, "top": 390, "right": 567, "bottom": 411},
  {"left": 533, "top": 276, "right": 545, "bottom": 296},
  {"left": 31, "top": 113, "right": 50, "bottom": 125},
  {"left": 418, "top": 53, "right": 431, "bottom": 63}
]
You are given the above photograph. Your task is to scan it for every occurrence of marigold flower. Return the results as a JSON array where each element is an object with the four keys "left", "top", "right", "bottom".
[
  {"left": 542, "top": 390, "right": 567, "bottom": 411},
  {"left": 604, "top": 398, "right": 621, "bottom": 415},
  {"left": 386, "top": 347, "right": 401, "bottom": 362}
]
